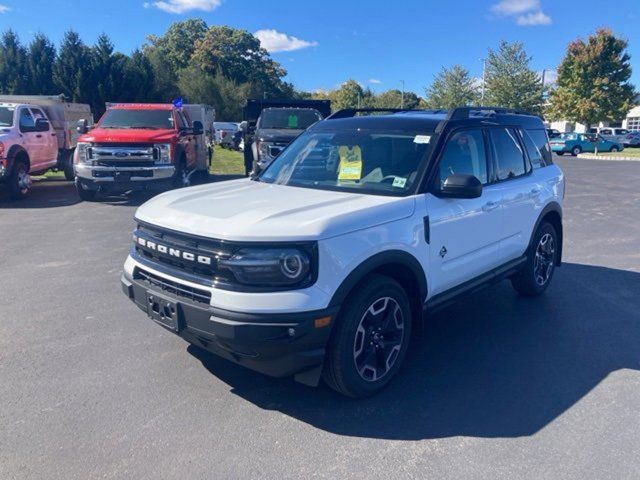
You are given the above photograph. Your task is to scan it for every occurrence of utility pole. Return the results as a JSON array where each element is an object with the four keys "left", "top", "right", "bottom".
[
  {"left": 400, "top": 80, "right": 405, "bottom": 109},
  {"left": 480, "top": 58, "right": 486, "bottom": 104}
]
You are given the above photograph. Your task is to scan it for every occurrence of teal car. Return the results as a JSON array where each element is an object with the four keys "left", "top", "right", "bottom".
[{"left": 550, "top": 133, "right": 624, "bottom": 156}]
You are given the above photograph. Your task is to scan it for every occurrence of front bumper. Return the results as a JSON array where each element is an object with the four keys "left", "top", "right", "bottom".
[
  {"left": 121, "top": 269, "right": 338, "bottom": 384},
  {"left": 75, "top": 164, "right": 176, "bottom": 192}
]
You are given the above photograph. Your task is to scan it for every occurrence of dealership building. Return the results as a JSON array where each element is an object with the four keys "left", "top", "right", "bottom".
[{"left": 548, "top": 98, "right": 640, "bottom": 133}]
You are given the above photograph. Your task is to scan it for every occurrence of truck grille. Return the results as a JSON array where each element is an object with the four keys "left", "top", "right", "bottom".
[
  {"left": 132, "top": 223, "right": 239, "bottom": 289},
  {"left": 134, "top": 268, "right": 211, "bottom": 305},
  {"left": 88, "top": 144, "right": 158, "bottom": 167}
]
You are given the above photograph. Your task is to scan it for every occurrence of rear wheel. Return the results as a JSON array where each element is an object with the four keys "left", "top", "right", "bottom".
[
  {"left": 571, "top": 146, "right": 582, "bottom": 156},
  {"left": 609, "top": 145, "right": 619, "bottom": 152},
  {"left": 511, "top": 222, "right": 558, "bottom": 297},
  {"left": 556, "top": 152, "right": 564, "bottom": 156},
  {"left": 8, "top": 158, "right": 31, "bottom": 199},
  {"left": 323, "top": 274, "right": 412, "bottom": 398}
]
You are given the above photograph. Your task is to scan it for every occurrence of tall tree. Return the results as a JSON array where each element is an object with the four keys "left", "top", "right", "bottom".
[
  {"left": 90, "top": 33, "right": 117, "bottom": 113},
  {"left": 145, "top": 18, "right": 208, "bottom": 73},
  {"left": 0, "top": 30, "right": 28, "bottom": 94},
  {"left": 330, "top": 80, "right": 364, "bottom": 110},
  {"left": 53, "top": 30, "right": 92, "bottom": 102},
  {"left": 548, "top": 28, "right": 635, "bottom": 129},
  {"left": 120, "top": 49, "right": 156, "bottom": 102},
  {"left": 376, "top": 89, "right": 419, "bottom": 109},
  {"left": 26, "top": 33, "right": 56, "bottom": 94},
  {"left": 424, "top": 65, "right": 479, "bottom": 109},
  {"left": 484, "top": 41, "right": 542, "bottom": 113}
]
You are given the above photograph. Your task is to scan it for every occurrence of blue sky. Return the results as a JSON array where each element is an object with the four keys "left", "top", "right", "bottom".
[{"left": 0, "top": 0, "right": 638, "bottom": 95}]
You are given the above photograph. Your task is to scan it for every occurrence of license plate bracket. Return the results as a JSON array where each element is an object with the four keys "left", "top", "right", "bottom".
[
  {"left": 146, "top": 292, "right": 181, "bottom": 332},
  {"left": 114, "top": 171, "right": 131, "bottom": 182}
]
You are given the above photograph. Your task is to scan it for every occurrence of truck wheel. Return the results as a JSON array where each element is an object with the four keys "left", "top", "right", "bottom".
[
  {"left": 511, "top": 222, "right": 558, "bottom": 297},
  {"left": 8, "top": 159, "right": 31, "bottom": 199},
  {"left": 556, "top": 152, "right": 564, "bottom": 156},
  {"left": 609, "top": 145, "right": 619, "bottom": 152},
  {"left": 323, "top": 274, "right": 412, "bottom": 398},
  {"left": 571, "top": 146, "right": 582, "bottom": 156},
  {"left": 62, "top": 150, "right": 75, "bottom": 181},
  {"left": 76, "top": 182, "right": 97, "bottom": 201}
]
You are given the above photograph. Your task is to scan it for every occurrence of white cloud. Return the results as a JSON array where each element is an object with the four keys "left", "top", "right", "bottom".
[
  {"left": 0, "top": 4, "right": 11, "bottom": 13},
  {"left": 516, "top": 10, "right": 551, "bottom": 25},
  {"left": 143, "top": 0, "right": 221, "bottom": 14},
  {"left": 369, "top": 78, "right": 382, "bottom": 84},
  {"left": 254, "top": 29, "right": 318, "bottom": 53},
  {"left": 490, "top": 0, "right": 551, "bottom": 26}
]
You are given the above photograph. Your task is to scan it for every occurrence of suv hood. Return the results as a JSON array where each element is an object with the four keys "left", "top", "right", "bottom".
[
  {"left": 257, "top": 128, "right": 302, "bottom": 144},
  {"left": 80, "top": 127, "right": 176, "bottom": 144},
  {"left": 135, "top": 179, "right": 416, "bottom": 242}
]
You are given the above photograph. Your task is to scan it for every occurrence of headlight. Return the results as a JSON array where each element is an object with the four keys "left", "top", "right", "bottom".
[
  {"left": 219, "top": 248, "right": 312, "bottom": 287},
  {"left": 154, "top": 143, "right": 171, "bottom": 164},
  {"left": 75, "top": 142, "right": 92, "bottom": 164},
  {"left": 258, "top": 141, "right": 273, "bottom": 160}
]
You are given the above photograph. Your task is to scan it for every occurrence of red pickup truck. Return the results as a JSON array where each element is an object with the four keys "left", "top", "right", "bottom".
[{"left": 73, "top": 103, "right": 208, "bottom": 201}]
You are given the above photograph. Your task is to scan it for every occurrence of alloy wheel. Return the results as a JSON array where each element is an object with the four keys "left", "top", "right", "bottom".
[{"left": 534, "top": 233, "right": 555, "bottom": 286}]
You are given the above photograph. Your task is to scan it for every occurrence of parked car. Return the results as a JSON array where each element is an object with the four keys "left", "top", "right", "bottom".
[
  {"left": 121, "top": 106, "right": 564, "bottom": 398},
  {"left": 214, "top": 122, "right": 239, "bottom": 148},
  {"left": 74, "top": 103, "right": 207, "bottom": 201},
  {"left": 240, "top": 99, "right": 331, "bottom": 176},
  {"left": 598, "top": 127, "right": 630, "bottom": 144},
  {"left": 622, "top": 131, "right": 640, "bottom": 147},
  {"left": 0, "top": 95, "right": 93, "bottom": 198},
  {"left": 550, "top": 132, "right": 623, "bottom": 156},
  {"left": 546, "top": 128, "right": 561, "bottom": 139}
]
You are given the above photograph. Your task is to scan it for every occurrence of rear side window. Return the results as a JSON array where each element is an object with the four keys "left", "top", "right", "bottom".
[
  {"left": 438, "top": 129, "right": 488, "bottom": 185},
  {"left": 489, "top": 128, "right": 527, "bottom": 180},
  {"left": 526, "top": 129, "right": 552, "bottom": 167}
]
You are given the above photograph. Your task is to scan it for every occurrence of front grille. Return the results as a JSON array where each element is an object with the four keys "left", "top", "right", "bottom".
[
  {"left": 134, "top": 268, "right": 211, "bottom": 305},
  {"left": 88, "top": 144, "right": 158, "bottom": 165},
  {"left": 134, "top": 223, "right": 239, "bottom": 287}
]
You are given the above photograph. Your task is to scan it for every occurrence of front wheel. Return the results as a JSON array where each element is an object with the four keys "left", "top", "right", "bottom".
[
  {"left": 609, "top": 145, "right": 619, "bottom": 152},
  {"left": 556, "top": 152, "right": 564, "bottom": 156},
  {"left": 571, "top": 146, "right": 582, "bottom": 156},
  {"left": 62, "top": 150, "right": 75, "bottom": 181},
  {"left": 323, "top": 274, "right": 412, "bottom": 398},
  {"left": 8, "top": 159, "right": 31, "bottom": 199},
  {"left": 511, "top": 222, "right": 558, "bottom": 297}
]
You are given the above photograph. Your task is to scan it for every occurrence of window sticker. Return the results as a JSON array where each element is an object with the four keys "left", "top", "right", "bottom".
[
  {"left": 337, "top": 145, "right": 363, "bottom": 181},
  {"left": 287, "top": 115, "right": 299, "bottom": 128},
  {"left": 414, "top": 135, "right": 431, "bottom": 144},
  {"left": 392, "top": 177, "right": 407, "bottom": 188}
]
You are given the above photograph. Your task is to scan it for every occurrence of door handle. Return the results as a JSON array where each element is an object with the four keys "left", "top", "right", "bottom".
[
  {"left": 36, "top": 134, "right": 43, "bottom": 138},
  {"left": 482, "top": 201, "right": 499, "bottom": 212}
]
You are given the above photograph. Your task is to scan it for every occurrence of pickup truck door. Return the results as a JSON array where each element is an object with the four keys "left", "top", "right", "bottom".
[
  {"left": 425, "top": 128, "right": 504, "bottom": 296},
  {"left": 30, "top": 108, "right": 58, "bottom": 168},
  {"left": 17, "top": 107, "right": 44, "bottom": 169}
]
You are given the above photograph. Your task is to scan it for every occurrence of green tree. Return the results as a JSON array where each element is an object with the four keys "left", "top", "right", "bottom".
[
  {"left": 145, "top": 18, "right": 207, "bottom": 73},
  {"left": 0, "top": 30, "right": 28, "bottom": 94},
  {"left": 548, "top": 28, "right": 635, "bottom": 129},
  {"left": 26, "top": 33, "right": 56, "bottom": 94},
  {"left": 375, "top": 89, "right": 419, "bottom": 109},
  {"left": 53, "top": 30, "right": 92, "bottom": 103},
  {"left": 89, "top": 34, "right": 117, "bottom": 113},
  {"left": 119, "top": 49, "right": 156, "bottom": 102},
  {"left": 424, "top": 65, "right": 479, "bottom": 109},
  {"left": 484, "top": 41, "right": 542, "bottom": 113},
  {"left": 330, "top": 80, "right": 364, "bottom": 110}
]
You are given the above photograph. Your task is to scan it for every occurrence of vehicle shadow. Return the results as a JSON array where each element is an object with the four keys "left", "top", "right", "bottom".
[
  {"left": 188, "top": 263, "right": 640, "bottom": 440},
  {"left": 0, "top": 177, "right": 81, "bottom": 208}
]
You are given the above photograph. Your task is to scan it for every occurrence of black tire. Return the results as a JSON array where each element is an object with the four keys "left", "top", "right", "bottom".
[
  {"left": 556, "top": 152, "right": 564, "bottom": 156},
  {"left": 323, "top": 274, "right": 412, "bottom": 398},
  {"left": 571, "top": 146, "right": 582, "bottom": 156},
  {"left": 76, "top": 182, "right": 97, "bottom": 201},
  {"left": 609, "top": 145, "right": 619, "bottom": 152},
  {"left": 511, "top": 222, "right": 558, "bottom": 297},
  {"left": 7, "top": 158, "right": 31, "bottom": 199},
  {"left": 63, "top": 150, "right": 75, "bottom": 181}
]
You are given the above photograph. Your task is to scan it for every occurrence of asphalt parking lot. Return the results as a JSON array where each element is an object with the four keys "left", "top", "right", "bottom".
[{"left": 1, "top": 157, "right": 639, "bottom": 480}]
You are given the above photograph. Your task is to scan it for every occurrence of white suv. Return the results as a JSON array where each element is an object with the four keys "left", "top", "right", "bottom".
[{"left": 121, "top": 107, "right": 565, "bottom": 398}]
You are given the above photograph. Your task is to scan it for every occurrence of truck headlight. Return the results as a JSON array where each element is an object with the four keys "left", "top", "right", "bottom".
[
  {"left": 75, "top": 142, "right": 92, "bottom": 164},
  {"left": 219, "top": 247, "right": 312, "bottom": 287},
  {"left": 154, "top": 144, "right": 171, "bottom": 164},
  {"left": 258, "top": 141, "right": 273, "bottom": 160}
]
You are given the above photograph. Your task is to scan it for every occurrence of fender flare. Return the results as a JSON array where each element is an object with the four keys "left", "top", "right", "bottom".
[
  {"left": 5, "top": 145, "right": 30, "bottom": 173},
  {"left": 328, "top": 250, "right": 428, "bottom": 308},
  {"left": 529, "top": 201, "right": 563, "bottom": 265}
]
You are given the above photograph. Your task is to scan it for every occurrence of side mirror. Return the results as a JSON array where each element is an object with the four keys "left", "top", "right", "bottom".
[
  {"left": 35, "top": 118, "right": 50, "bottom": 132},
  {"left": 439, "top": 174, "right": 482, "bottom": 199},
  {"left": 192, "top": 120, "right": 203, "bottom": 136},
  {"left": 77, "top": 119, "right": 89, "bottom": 135},
  {"left": 239, "top": 121, "right": 248, "bottom": 132}
]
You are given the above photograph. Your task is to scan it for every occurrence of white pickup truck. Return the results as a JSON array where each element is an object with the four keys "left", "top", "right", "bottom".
[{"left": 0, "top": 95, "right": 92, "bottom": 199}]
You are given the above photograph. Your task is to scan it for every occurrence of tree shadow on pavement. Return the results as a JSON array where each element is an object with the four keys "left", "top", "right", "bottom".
[{"left": 189, "top": 263, "right": 640, "bottom": 440}]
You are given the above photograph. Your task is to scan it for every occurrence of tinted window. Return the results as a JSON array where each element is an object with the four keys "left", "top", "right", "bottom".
[
  {"left": 0, "top": 106, "right": 14, "bottom": 127},
  {"left": 490, "top": 128, "right": 526, "bottom": 180},
  {"left": 99, "top": 109, "right": 175, "bottom": 129},
  {"left": 438, "top": 129, "right": 488, "bottom": 185},
  {"left": 19, "top": 108, "right": 36, "bottom": 132},
  {"left": 600, "top": 129, "right": 612, "bottom": 135},
  {"left": 259, "top": 109, "right": 322, "bottom": 130},
  {"left": 30, "top": 108, "right": 49, "bottom": 130},
  {"left": 525, "top": 129, "right": 552, "bottom": 167}
]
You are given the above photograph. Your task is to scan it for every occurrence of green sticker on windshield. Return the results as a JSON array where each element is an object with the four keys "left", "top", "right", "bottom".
[
  {"left": 287, "top": 115, "right": 299, "bottom": 128},
  {"left": 392, "top": 177, "right": 407, "bottom": 188}
]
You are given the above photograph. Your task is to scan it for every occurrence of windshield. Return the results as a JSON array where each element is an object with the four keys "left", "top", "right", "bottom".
[
  {"left": 99, "top": 109, "right": 175, "bottom": 129},
  {"left": 260, "top": 128, "right": 434, "bottom": 195},
  {"left": 0, "top": 106, "right": 15, "bottom": 127},
  {"left": 259, "top": 109, "right": 322, "bottom": 130}
]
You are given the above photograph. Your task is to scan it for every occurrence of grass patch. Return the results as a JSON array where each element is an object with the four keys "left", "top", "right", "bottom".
[
  {"left": 210, "top": 146, "right": 246, "bottom": 176},
  {"left": 605, "top": 148, "right": 640, "bottom": 158}
]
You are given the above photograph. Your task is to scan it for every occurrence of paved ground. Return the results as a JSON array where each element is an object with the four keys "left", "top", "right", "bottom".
[{"left": 1, "top": 158, "right": 639, "bottom": 480}]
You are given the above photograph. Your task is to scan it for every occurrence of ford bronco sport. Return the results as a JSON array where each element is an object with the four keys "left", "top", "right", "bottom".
[{"left": 121, "top": 107, "right": 564, "bottom": 398}]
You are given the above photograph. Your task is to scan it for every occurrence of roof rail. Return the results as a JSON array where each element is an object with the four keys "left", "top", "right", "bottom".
[
  {"left": 327, "top": 108, "right": 427, "bottom": 120},
  {"left": 446, "top": 106, "right": 535, "bottom": 121}
]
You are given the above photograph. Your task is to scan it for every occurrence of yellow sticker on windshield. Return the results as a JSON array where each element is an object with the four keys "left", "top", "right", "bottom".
[{"left": 338, "top": 146, "right": 363, "bottom": 181}]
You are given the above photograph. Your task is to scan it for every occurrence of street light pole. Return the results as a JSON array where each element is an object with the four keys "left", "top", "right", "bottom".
[
  {"left": 400, "top": 80, "right": 405, "bottom": 109},
  {"left": 480, "top": 58, "right": 486, "bottom": 104}
]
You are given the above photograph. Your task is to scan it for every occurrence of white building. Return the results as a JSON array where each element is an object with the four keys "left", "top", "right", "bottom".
[{"left": 622, "top": 105, "right": 640, "bottom": 131}]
